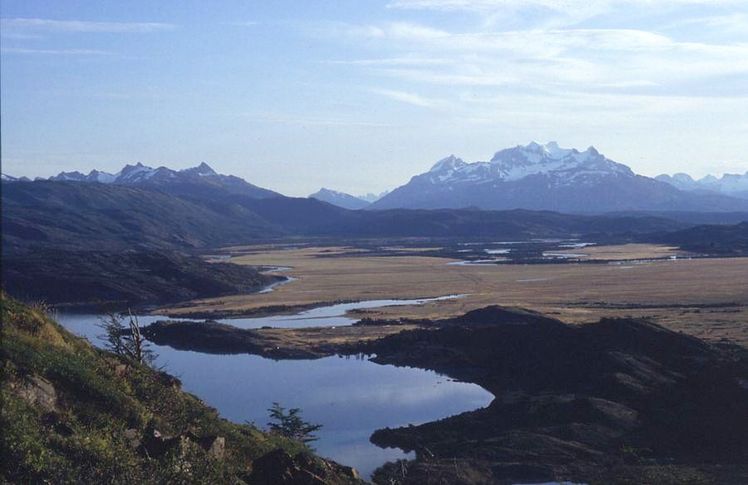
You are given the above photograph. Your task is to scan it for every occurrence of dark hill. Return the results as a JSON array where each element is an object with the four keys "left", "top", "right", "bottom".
[
  {"left": 1, "top": 249, "right": 278, "bottom": 309},
  {"left": 2, "top": 181, "right": 690, "bottom": 255},
  {"left": 1, "top": 181, "right": 279, "bottom": 254},
  {"left": 652, "top": 221, "right": 748, "bottom": 255},
  {"left": 363, "top": 306, "right": 748, "bottom": 484},
  {"left": 312, "top": 208, "right": 686, "bottom": 239}
]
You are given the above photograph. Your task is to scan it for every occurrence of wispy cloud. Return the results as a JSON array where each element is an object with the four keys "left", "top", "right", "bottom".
[
  {"left": 240, "top": 112, "right": 395, "bottom": 127},
  {"left": 1, "top": 47, "right": 111, "bottom": 55},
  {"left": 387, "top": 0, "right": 748, "bottom": 29},
  {"left": 336, "top": 21, "right": 748, "bottom": 93},
  {"left": 370, "top": 88, "right": 443, "bottom": 107},
  {"left": 662, "top": 12, "right": 748, "bottom": 37},
  {"left": 0, "top": 18, "right": 175, "bottom": 33},
  {"left": 326, "top": 57, "right": 453, "bottom": 67},
  {"left": 388, "top": 0, "right": 743, "bottom": 12},
  {"left": 226, "top": 21, "right": 260, "bottom": 27}
]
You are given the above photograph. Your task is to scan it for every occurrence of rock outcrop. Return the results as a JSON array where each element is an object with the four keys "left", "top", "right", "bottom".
[{"left": 249, "top": 448, "right": 361, "bottom": 485}]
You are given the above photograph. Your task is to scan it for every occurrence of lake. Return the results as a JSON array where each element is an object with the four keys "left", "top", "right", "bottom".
[{"left": 55, "top": 297, "right": 493, "bottom": 478}]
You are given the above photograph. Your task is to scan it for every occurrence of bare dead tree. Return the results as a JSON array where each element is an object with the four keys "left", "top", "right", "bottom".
[{"left": 98, "top": 310, "right": 155, "bottom": 366}]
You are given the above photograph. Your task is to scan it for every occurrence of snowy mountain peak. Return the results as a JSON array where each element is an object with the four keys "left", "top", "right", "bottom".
[
  {"left": 309, "top": 188, "right": 371, "bottom": 210},
  {"left": 50, "top": 171, "right": 87, "bottom": 182},
  {"left": 373, "top": 142, "right": 748, "bottom": 211},
  {"left": 315, "top": 188, "right": 346, "bottom": 197},
  {"left": 430, "top": 155, "right": 466, "bottom": 172},
  {"left": 1, "top": 173, "right": 29, "bottom": 182},
  {"left": 655, "top": 173, "right": 696, "bottom": 191},
  {"left": 118, "top": 163, "right": 155, "bottom": 182},
  {"left": 404, "top": 142, "right": 637, "bottom": 192},
  {"left": 45, "top": 161, "right": 280, "bottom": 199},
  {"left": 657, "top": 171, "right": 748, "bottom": 199},
  {"left": 491, "top": 141, "right": 600, "bottom": 165},
  {"left": 182, "top": 162, "right": 217, "bottom": 177},
  {"left": 88, "top": 170, "right": 117, "bottom": 183},
  {"left": 483, "top": 142, "right": 631, "bottom": 182}
]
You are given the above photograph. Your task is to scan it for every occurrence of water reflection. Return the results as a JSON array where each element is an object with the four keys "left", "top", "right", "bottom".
[{"left": 55, "top": 307, "right": 492, "bottom": 478}]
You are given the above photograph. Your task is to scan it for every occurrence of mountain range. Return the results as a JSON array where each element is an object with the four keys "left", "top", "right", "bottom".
[
  {"left": 44, "top": 162, "right": 281, "bottom": 200},
  {"left": 3, "top": 142, "right": 748, "bottom": 213},
  {"left": 4, "top": 155, "right": 747, "bottom": 308},
  {"left": 2, "top": 177, "right": 695, "bottom": 256},
  {"left": 371, "top": 142, "right": 748, "bottom": 212},
  {"left": 308, "top": 188, "right": 391, "bottom": 209},
  {"left": 656, "top": 172, "right": 748, "bottom": 199}
]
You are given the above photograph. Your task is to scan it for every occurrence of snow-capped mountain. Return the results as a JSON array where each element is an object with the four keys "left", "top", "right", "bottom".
[
  {"left": 49, "top": 169, "right": 116, "bottom": 183},
  {"left": 421, "top": 142, "right": 632, "bottom": 187},
  {"left": 46, "top": 162, "right": 280, "bottom": 199},
  {"left": 309, "top": 188, "right": 371, "bottom": 210},
  {"left": 358, "top": 190, "right": 390, "bottom": 203},
  {"left": 1, "top": 173, "right": 31, "bottom": 182},
  {"left": 371, "top": 142, "right": 748, "bottom": 212},
  {"left": 656, "top": 172, "right": 748, "bottom": 199}
]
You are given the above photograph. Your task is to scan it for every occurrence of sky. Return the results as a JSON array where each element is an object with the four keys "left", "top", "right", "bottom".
[{"left": 1, "top": 0, "right": 747, "bottom": 196}]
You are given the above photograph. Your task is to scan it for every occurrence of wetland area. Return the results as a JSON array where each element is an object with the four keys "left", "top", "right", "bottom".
[{"left": 54, "top": 239, "right": 748, "bottom": 482}]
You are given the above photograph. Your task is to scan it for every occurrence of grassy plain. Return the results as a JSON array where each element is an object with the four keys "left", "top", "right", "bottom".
[
  {"left": 553, "top": 243, "right": 683, "bottom": 260},
  {"left": 161, "top": 244, "right": 748, "bottom": 346}
]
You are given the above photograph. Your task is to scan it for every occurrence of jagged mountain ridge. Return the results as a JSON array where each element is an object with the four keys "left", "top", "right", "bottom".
[
  {"left": 371, "top": 142, "right": 748, "bottom": 212},
  {"left": 656, "top": 171, "right": 748, "bottom": 199},
  {"left": 1, "top": 173, "right": 31, "bottom": 182},
  {"left": 46, "top": 162, "right": 280, "bottom": 200}
]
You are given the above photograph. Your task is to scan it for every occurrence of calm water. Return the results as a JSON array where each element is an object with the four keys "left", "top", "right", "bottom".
[
  {"left": 85, "top": 294, "right": 465, "bottom": 330},
  {"left": 55, "top": 297, "right": 492, "bottom": 478}
]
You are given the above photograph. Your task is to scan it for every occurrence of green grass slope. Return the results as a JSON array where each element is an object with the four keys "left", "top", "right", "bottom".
[{"left": 0, "top": 293, "right": 362, "bottom": 484}]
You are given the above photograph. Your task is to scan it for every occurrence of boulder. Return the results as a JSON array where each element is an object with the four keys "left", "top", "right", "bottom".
[
  {"left": 248, "top": 449, "right": 361, "bottom": 485},
  {"left": 16, "top": 375, "right": 58, "bottom": 412}
]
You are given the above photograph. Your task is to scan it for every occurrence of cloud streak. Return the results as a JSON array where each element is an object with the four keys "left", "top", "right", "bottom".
[
  {"left": 336, "top": 21, "right": 748, "bottom": 94},
  {"left": 1, "top": 18, "right": 175, "bottom": 33},
  {"left": 370, "top": 88, "right": 443, "bottom": 107},
  {"left": 387, "top": 0, "right": 748, "bottom": 29},
  {"left": 1, "top": 47, "right": 111, "bottom": 55},
  {"left": 388, "top": 0, "right": 744, "bottom": 12}
]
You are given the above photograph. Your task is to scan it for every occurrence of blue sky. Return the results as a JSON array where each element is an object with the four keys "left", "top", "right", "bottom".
[{"left": 2, "top": 0, "right": 747, "bottom": 196}]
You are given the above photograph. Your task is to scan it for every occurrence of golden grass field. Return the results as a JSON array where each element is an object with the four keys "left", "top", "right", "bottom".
[
  {"left": 161, "top": 244, "right": 748, "bottom": 346},
  {"left": 553, "top": 243, "right": 684, "bottom": 260}
]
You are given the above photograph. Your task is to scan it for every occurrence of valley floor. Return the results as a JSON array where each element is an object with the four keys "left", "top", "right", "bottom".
[{"left": 159, "top": 244, "right": 748, "bottom": 346}]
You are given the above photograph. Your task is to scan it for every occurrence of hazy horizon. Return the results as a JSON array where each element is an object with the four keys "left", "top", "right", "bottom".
[{"left": 2, "top": 0, "right": 747, "bottom": 196}]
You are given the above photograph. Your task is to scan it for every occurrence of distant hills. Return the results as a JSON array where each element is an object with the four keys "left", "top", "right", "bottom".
[
  {"left": 1, "top": 180, "right": 283, "bottom": 254},
  {"left": 2, "top": 249, "right": 276, "bottom": 308},
  {"left": 308, "top": 188, "right": 392, "bottom": 210},
  {"left": 309, "top": 188, "right": 371, "bottom": 210},
  {"left": 3, "top": 153, "right": 747, "bottom": 254},
  {"left": 656, "top": 172, "right": 748, "bottom": 199},
  {"left": 652, "top": 221, "right": 748, "bottom": 255},
  {"left": 2, "top": 178, "right": 695, "bottom": 255},
  {"left": 4, "top": 163, "right": 748, "bottom": 308},
  {"left": 370, "top": 142, "right": 748, "bottom": 212}
]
